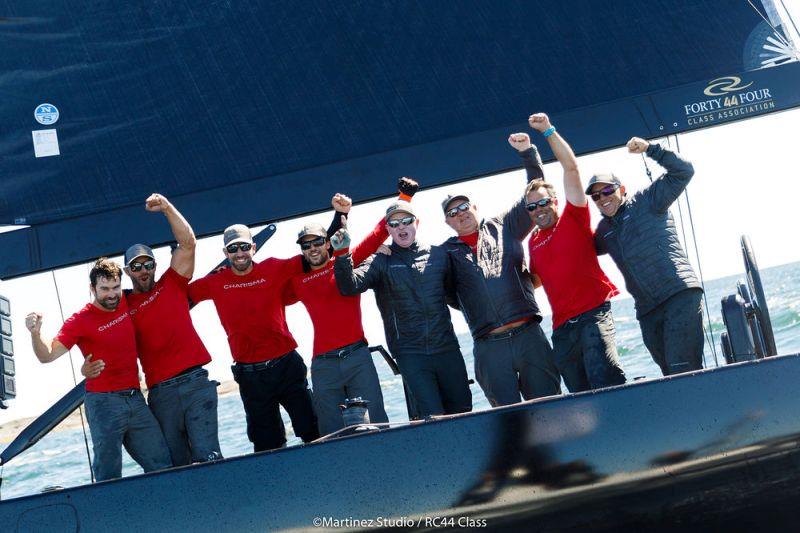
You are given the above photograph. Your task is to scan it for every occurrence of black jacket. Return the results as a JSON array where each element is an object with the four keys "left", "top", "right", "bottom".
[
  {"left": 594, "top": 143, "right": 701, "bottom": 318},
  {"left": 334, "top": 241, "right": 460, "bottom": 357}
]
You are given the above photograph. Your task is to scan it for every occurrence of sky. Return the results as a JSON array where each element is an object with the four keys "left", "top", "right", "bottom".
[{"left": 1, "top": 2, "right": 800, "bottom": 425}]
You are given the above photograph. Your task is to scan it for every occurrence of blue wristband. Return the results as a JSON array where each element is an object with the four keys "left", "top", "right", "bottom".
[{"left": 543, "top": 126, "right": 556, "bottom": 138}]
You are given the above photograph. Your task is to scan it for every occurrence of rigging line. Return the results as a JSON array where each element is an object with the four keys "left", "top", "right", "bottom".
[
  {"left": 778, "top": 0, "right": 800, "bottom": 44},
  {"left": 673, "top": 135, "right": 720, "bottom": 367},
  {"left": 51, "top": 270, "right": 95, "bottom": 484},
  {"left": 746, "top": 0, "right": 795, "bottom": 50}
]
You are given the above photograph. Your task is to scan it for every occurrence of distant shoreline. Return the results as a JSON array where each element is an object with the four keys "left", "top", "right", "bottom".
[{"left": 0, "top": 380, "right": 240, "bottom": 445}]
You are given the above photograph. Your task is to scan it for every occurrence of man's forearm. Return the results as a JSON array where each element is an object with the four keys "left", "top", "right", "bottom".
[
  {"left": 164, "top": 204, "right": 196, "bottom": 251},
  {"left": 519, "top": 145, "right": 545, "bottom": 182},
  {"left": 547, "top": 132, "right": 578, "bottom": 174},
  {"left": 31, "top": 334, "right": 58, "bottom": 363}
]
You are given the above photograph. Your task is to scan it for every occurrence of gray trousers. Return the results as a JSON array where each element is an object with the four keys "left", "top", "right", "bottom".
[
  {"left": 310, "top": 346, "right": 389, "bottom": 435},
  {"left": 84, "top": 389, "right": 172, "bottom": 481},
  {"left": 395, "top": 349, "right": 472, "bottom": 418},
  {"left": 639, "top": 288, "right": 705, "bottom": 376},
  {"left": 551, "top": 302, "right": 626, "bottom": 392},
  {"left": 147, "top": 367, "right": 222, "bottom": 466},
  {"left": 473, "top": 320, "right": 561, "bottom": 407}
]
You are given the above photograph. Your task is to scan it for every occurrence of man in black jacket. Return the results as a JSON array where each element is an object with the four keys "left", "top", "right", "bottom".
[
  {"left": 589, "top": 136, "right": 703, "bottom": 376},
  {"left": 441, "top": 135, "right": 561, "bottom": 407},
  {"left": 333, "top": 201, "right": 472, "bottom": 418}
]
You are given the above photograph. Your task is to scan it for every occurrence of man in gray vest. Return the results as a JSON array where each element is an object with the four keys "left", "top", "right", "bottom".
[{"left": 589, "top": 137, "right": 703, "bottom": 376}]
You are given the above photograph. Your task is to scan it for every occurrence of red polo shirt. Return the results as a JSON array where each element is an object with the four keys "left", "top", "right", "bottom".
[
  {"left": 188, "top": 256, "right": 303, "bottom": 363},
  {"left": 528, "top": 201, "right": 618, "bottom": 330},
  {"left": 126, "top": 267, "right": 211, "bottom": 388},
  {"left": 285, "top": 219, "right": 387, "bottom": 356},
  {"left": 55, "top": 300, "right": 140, "bottom": 393}
]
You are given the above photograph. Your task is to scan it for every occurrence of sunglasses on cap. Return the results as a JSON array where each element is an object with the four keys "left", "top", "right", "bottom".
[
  {"left": 526, "top": 197, "right": 554, "bottom": 211},
  {"left": 387, "top": 216, "right": 416, "bottom": 228},
  {"left": 589, "top": 185, "right": 619, "bottom": 202},
  {"left": 300, "top": 237, "right": 326, "bottom": 250},
  {"left": 129, "top": 260, "right": 155, "bottom": 273},
  {"left": 225, "top": 242, "right": 253, "bottom": 254},
  {"left": 446, "top": 201, "right": 470, "bottom": 218}
]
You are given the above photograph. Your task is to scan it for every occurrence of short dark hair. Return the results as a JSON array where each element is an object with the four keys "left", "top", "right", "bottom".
[
  {"left": 525, "top": 179, "right": 556, "bottom": 198},
  {"left": 89, "top": 258, "right": 122, "bottom": 287}
]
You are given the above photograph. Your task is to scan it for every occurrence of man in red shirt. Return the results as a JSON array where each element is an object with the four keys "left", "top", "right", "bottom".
[
  {"left": 515, "top": 113, "right": 626, "bottom": 392},
  {"left": 188, "top": 217, "right": 327, "bottom": 451},
  {"left": 25, "top": 259, "right": 172, "bottom": 481},
  {"left": 284, "top": 178, "right": 417, "bottom": 435},
  {"left": 111, "top": 193, "right": 221, "bottom": 466}
]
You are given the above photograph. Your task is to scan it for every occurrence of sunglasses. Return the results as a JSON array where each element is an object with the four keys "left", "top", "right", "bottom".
[
  {"left": 387, "top": 216, "right": 416, "bottom": 228},
  {"left": 526, "top": 197, "right": 554, "bottom": 211},
  {"left": 225, "top": 242, "right": 253, "bottom": 254},
  {"left": 300, "top": 237, "right": 326, "bottom": 250},
  {"left": 446, "top": 201, "right": 470, "bottom": 218},
  {"left": 129, "top": 260, "right": 155, "bottom": 272},
  {"left": 590, "top": 185, "right": 619, "bottom": 202}
]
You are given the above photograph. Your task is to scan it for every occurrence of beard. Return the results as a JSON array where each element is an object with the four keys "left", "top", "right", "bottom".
[
  {"left": 230, "top": 256, "right": 253, "bottom": 272},
  {"left": 98, "top": 295, "right": 120, "bottom": 311}
]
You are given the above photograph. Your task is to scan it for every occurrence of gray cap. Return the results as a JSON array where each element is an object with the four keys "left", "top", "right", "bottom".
[
  {"left": 223, "top": 224, "right": 254, "bottom": 246},
  {"left": 296, "top": 223, "right": 327, "bottom": 243},
  {"left": 441, "top": 194, "right": 470, "bottom": 214},
  {"left": 124, "top": 244, "right": 154, "bottom": 266},
  {"left": 585, "top": 173, "right": 622, "bottom": 195},
  {"left": 385, "top": 200, "right": 415, "bottom": 220}
]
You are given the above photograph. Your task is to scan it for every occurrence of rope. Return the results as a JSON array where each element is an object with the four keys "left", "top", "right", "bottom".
[
  {"left": 51, "top": 270, "right": 95, "bottom": 483},
  {"left": 673, "top": 136, "right": 719, "bottom": 367},
  {"left": 746, "top": 0, "right": 795, "bottom": 50}
]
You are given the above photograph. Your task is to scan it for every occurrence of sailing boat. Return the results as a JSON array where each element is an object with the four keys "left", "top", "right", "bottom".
[{"left": 1, "top": 1, "right": 800, "bottom": 530}]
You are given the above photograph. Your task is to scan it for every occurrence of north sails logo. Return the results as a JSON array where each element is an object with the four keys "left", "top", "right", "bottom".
[
  {"left": 98, "top": 312, "right": 129, "bottom": 332},
  {"left": 683, "top": 76, "right": 775, "bottom": 126}
]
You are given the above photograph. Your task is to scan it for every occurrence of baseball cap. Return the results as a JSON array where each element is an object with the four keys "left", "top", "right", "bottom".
[
  {"left": 441, "top": 194, "right": 470, "bottom": 214},
  {"left": 223, "top": 224, "right": 254, "bottom": 246},
  {"left": 585, "top": 173, "right": 622, "bottom": 195},
  {"left": 385, "top": 200, "right": 415, "bottom": 220},
  {"left": 124, "top": 244, "right": 155, "bottom": 266},
  {"left": 296, "top": 223, "right": 327, "bottom": 243}
]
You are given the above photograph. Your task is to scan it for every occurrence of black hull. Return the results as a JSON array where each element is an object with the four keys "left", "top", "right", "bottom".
[{"left": 2, "top": 353, "right": 800, "bottom": 532}]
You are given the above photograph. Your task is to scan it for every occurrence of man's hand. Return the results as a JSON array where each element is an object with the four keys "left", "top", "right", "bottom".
[
  {"left": 330, "top": 216, "right": 351, "bottom": 251},
  {"left": 508, "top": 133, "right": 532, "bottom": 152},
  {"left": 25, "top": 312, "right": 43, "bottom": 335},
  {"left": 145, "top": 193, "right": 173, "bottom": 213},
  {"left": 81, "top": 354, "right": 105, "bottom": 379},
  {"left": 528, "top": 113, "right": 552, "bottom": 133},
  {"left": 376, "top": 244, "right": 392, "bottom": 256},
  {"left": 397, "top": 177, "right": 419, "bottom": 198},
  {"left": 332, "top": 193, "right": 352, "bottom": 214},
  {"left": 626, "top": 137, "right": 649, "bottom": 154}
]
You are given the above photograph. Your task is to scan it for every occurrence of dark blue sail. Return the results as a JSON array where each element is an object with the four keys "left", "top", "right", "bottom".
[{"left": 0, "top": 0, "right": 798, "bottom": 278}]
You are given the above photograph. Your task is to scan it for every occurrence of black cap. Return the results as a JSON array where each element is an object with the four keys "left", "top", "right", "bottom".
[{"left": 585, "top": 173, "right": 622, "bottom": 195}]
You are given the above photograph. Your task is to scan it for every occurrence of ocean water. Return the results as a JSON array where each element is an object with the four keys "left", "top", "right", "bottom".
[{"left": 2, "top": 261, "right": 799, "bottom": 501}]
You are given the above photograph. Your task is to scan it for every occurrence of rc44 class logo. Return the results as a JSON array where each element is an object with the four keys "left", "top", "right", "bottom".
[{"left": 34, "top": 103, "right": 59, "bottom": 125}]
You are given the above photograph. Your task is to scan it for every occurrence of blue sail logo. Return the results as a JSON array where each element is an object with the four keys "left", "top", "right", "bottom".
[
  {"left": 703, "top": 76, "right": 754, "bottom": 96},
  {"left": 34, "top": 103, "right": 59, "bottom": 125}
]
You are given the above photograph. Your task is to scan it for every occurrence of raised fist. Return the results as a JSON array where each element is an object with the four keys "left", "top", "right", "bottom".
[
  {"left": 397, "top": 177, "right": 419, "bottom": 198},
  {"left": 145, "top": 193, "right": 172, "bottom": 213},
  {"left": 81, "top": 354, "right": 106, "bottom": 379},
  {"left": 508, "top": 133, "right": 532, "bottom": 152},
  {"left": 626, "top": 137, "right": 650, "bottom": 154},
  {"left": 528, "top": 113, "right": 552, "bottom": 133},
  {"left": 330, "top": 216, "right": 351, "bottom": 251},
  {"left": 331, "top": 193, "right": 352, "bottom": 214},
  {"left": 25, "top": 312, "right": 43, "bottom": 334}
]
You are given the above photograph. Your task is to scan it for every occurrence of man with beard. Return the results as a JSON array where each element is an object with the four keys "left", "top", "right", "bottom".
[
  {"left": 513, "top": 113, "right": 626, "bottom": 392},
  {"left": 334, "top": 201, "right": 472, "bottom": 418},
  {"left": 25, "top": 259, "right": 172, "bottom": 481},
  {"left": 588, "top": 137, "right": 703, "bottom": 376},
  {"left": 99, "top": 193, "right": 221, "bottom": 466},
  {"left": 441, "top": 139, "right": 560, "bottom": 407},
  {"left": 187, "top": 198, "right": 350, "bottom": 451}
]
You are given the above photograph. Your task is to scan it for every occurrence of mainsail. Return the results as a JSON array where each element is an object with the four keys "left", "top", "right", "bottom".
[{"left": 1, "top": 0, "right": 798, "bottom": 279}]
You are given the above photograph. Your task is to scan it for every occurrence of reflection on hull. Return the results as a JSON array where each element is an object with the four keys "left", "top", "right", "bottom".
[{"left": 2, "top": 353, "right": 800, "bottom": 531}]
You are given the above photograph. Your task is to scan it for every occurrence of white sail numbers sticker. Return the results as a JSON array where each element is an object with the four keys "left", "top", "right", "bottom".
[{"left": 32, "top": 129, "right": 60, "bottom": 158}]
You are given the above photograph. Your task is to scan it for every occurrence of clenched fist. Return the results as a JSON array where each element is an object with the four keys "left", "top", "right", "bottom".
[
  {"left": 331, "top": 193, "right": 352, "bottom": 214},
  {"left": 25, "top": 312, "right": 43, "bottom": 335},
  {"left": 508, "top": 133, "right": 532, "bottom": 152},
  {"left": 397, "top": 177, "right": 419, "bottom": 198},
  {"left": 145, "top": 193, "right": 172, "bottom": 213},
  {"left": 627, "top": 137, "right": 650, "bottom": 154},
  {"left": 528, "top": 113, "right": 552, "bottom": 133}
]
